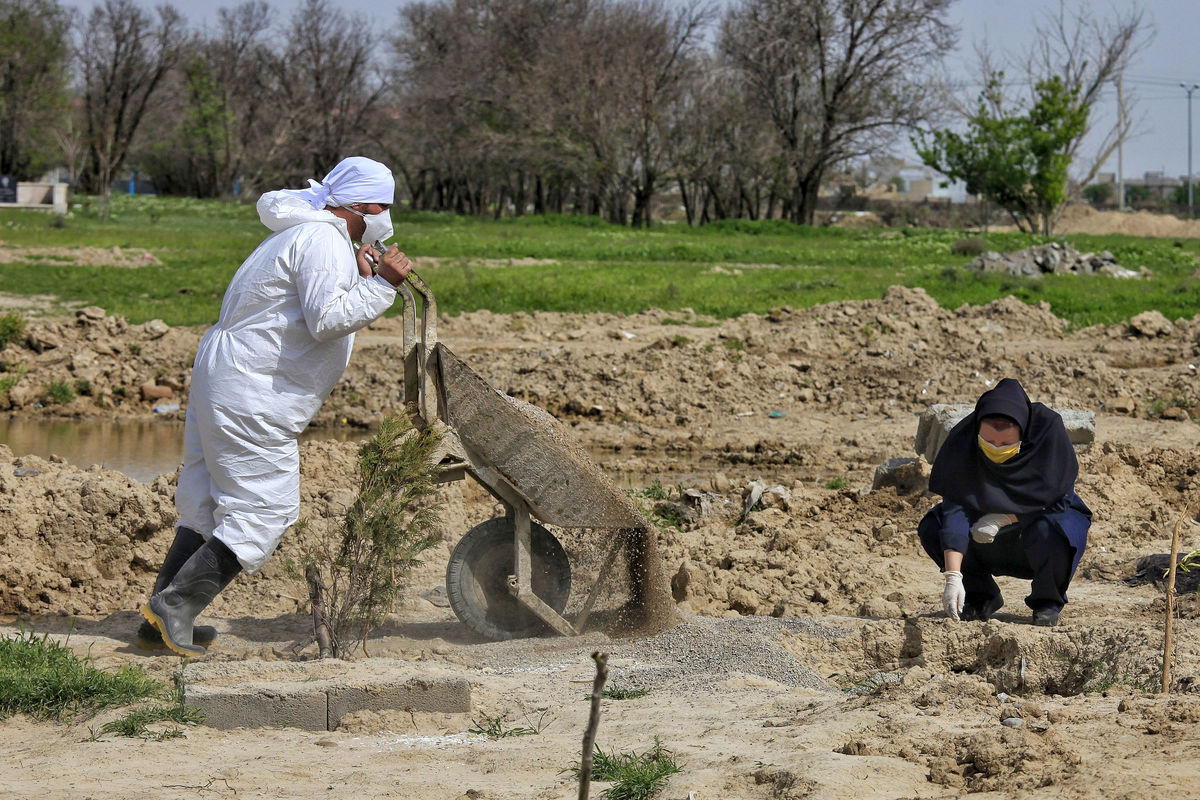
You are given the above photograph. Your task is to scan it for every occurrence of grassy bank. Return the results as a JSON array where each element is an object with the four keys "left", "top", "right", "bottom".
[{"left": 1, "top": 196, "right": 1197, "bottom": 327}]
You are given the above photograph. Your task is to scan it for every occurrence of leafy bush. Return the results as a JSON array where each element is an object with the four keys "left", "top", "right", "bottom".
[
  {"left": 40, "top": 380, "right": 75, "bottom": 406},
  {"left": 288, "top": 415, "right": 444, "bottom": 658}
]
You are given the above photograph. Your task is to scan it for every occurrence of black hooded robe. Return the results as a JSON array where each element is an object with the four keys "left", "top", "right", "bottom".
[{"left": 919, "top": 378, "right": 1091, "bottom": 580}]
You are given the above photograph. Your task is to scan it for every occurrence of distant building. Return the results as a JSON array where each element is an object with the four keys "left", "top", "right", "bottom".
[
  {"left": 1093, "top": 170, "right": 1186, "bottom": 203},
  {"left": 854, "top": 160, "right": 969, "bottom": 204}
]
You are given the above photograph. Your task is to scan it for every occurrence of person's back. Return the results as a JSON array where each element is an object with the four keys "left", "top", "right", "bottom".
[{"left": 197, "top": 193, "right": 372, "bottom": 436}]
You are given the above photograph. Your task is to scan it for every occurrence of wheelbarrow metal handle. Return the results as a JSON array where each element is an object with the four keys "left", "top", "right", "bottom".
[{"left": 401, "top": 270, "right": 440, "bottom": 425}]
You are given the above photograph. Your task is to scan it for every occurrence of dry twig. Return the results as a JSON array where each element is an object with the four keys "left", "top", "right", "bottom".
[
  {"left": 1162, "top": 497, "right": 1199, "bottom": 693},
  {"left": 578, "top": 651, "right": 610, "bottom": 800}
]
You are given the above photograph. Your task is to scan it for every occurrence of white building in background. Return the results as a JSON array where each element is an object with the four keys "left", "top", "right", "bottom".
[{"left": 895, "top": 166, "right": 969, "bottom": 204}]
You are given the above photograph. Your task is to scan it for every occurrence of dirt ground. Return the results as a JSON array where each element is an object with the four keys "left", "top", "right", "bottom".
[{"left": 3, "top": 213, "right": 1200, "bottom": 798}]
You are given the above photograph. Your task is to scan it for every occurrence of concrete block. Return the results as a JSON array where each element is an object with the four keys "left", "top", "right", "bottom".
[
  {"left": 186, "top": 685, "right": 328, "bottom": 731},
  {"left": 914, "top": 403, "right": 1095, "bottom": 463},
  {"left": 328, "top": 677, "right": 472, "bottom": 726},
  {"left": 182, "top": 658, "right": 473, "bottom": 731}
]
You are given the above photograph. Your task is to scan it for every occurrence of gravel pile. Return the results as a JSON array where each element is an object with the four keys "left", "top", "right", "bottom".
[
  {"left": 608, "top": 614, "right": 842, "bottom": 691},
  {"left": 471, "top": 613, "right": 844, "bottom": 692}
]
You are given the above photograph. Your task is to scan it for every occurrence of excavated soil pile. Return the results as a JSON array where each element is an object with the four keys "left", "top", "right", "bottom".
[{"left": 3, "top": 285, "right": 1200, "bottom": 799}]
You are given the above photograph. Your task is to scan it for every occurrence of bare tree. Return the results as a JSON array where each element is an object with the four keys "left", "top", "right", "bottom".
[
  {"left": 721, "top": 0, "right": 956, "bottom": 225},
  {"left": 151, "top": 1, "right": 280, "bottom": 197},
  {"left": 0, "top": 0, "right": 73, "bottom": 179},
  {"left": 668, "top": 60, "right": 783, "bottom": 224},
  {"left": 272, "top": 0, "right": 385, "bottom": 181},
  {"left": 1022, "top": 1, "right": 1150, "bottom": 202},
  {"left": 76, "top": 0, "right": 184, "bottom": 210}
]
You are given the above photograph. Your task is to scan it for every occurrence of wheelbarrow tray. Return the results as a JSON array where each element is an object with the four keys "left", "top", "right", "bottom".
[{"left": 434, "top": 342, "right": 646, "bottom": 532}]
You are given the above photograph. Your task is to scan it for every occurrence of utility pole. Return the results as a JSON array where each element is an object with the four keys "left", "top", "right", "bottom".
[
  {"left": 1184, "top": 83, "right": 1199, "bottom": 218},
  {"left": 1117, "top": 76, "right": 1125, "bottom": 210}
]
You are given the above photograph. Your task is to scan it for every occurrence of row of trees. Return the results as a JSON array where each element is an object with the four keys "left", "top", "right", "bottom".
[{"left": 2, "top": 0, "right": 1147, "bottom": 228}]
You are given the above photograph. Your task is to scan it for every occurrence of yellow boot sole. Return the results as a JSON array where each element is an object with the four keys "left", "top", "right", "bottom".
[{"left": 140, "top": 602, "right": 206, "bottom": 657}]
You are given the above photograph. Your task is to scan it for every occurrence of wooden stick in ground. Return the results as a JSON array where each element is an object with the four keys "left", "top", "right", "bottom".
[
  {"left": 306, "top": 564, "right": 334, "bottom": 659},
  {"left": 1163, "top": 498, "right": 1199, "bottom": 694},
  {"left": 578, "top": 651, "right": 610, "bottom": 800}
]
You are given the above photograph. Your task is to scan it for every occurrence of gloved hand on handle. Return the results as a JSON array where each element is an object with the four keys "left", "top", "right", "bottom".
[
  {"left": 942, "top": 570, "right": 965, "bottom": 620},
  {"left": 970, "top": 513, "right": 1018, "bottom": 544}
]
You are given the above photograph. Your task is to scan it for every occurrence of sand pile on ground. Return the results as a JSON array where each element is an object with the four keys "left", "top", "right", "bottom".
[{"left": 1057, "top": 204, "right": 1200, "bottom": 238}]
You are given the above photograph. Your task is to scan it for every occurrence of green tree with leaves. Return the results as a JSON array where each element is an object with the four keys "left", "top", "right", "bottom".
[
  {"left": 0, "top": 0, "right": 72, "bottom": 179},
  {"left": 917, "top": 74, "right": 1087, "bottom": 235},
  {"left": 1082, "top": 182, "right": 1114, "bottom": 207}
]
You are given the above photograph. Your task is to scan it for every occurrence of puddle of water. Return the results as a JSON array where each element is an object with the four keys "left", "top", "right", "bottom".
[{"left": 0, "top": 418, "right": 370, "bottom": 483}]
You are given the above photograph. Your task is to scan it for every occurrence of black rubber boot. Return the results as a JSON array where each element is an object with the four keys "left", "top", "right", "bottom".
[
  {"left": 141, "top": 537, "right": 242, "bottom": 657},
  {"left": 137, "top": 527, "right": 219, "bottom": 649}
]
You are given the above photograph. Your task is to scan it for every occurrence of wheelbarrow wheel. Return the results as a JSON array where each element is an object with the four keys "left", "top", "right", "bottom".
[{"left": 445, "top": 517, "right": 571, "bottom": 641}]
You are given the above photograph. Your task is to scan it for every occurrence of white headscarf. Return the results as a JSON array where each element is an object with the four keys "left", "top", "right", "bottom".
[{"left": 286, "top": 156, "right": 395, "bottom": 209}]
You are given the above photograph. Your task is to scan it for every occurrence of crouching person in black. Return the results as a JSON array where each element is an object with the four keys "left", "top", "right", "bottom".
[{"left": 918, "top": 378, "right": 1091, "bottom": 627}]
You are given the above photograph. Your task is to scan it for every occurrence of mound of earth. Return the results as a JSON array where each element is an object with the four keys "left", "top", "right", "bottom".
[{"left": 4, "top": 288, "right": 1200, "bottom": 799}]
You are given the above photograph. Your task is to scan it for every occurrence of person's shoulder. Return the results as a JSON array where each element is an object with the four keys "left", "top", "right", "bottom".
[{"left": 291, "top": 220, "right": 349, "bottom": 246}]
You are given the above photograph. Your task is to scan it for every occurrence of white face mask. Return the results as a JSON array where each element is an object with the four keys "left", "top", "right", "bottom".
[{"left": 344, "top": 205, "right": 393, "bottom": 247}]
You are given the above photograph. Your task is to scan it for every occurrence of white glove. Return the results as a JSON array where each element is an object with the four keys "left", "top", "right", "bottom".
[
  {"left": 970, "top": 513, "right": 1018, "bottom": 544},
  {"left": 942, "top": 570, "right": 965, "bottom": 620}
]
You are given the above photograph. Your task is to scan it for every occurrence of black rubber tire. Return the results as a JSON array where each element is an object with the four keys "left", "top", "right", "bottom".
[{"left": 445, "top": 517, "right": 571, "bottom": 641}]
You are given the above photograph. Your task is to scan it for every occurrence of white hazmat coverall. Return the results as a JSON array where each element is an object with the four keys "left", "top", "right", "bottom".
[{"left": 174, "top": 191, "right": 397, "bottom": 572}]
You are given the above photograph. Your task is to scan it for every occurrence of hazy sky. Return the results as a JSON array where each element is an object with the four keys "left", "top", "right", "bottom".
[{"left": 59, "top": 0, "right": 1200, "bottom": 182}]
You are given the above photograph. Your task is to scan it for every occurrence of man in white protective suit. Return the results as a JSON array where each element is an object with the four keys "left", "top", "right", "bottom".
[{"left": 139, "top": 156, "right": 413, "bottom": 656}]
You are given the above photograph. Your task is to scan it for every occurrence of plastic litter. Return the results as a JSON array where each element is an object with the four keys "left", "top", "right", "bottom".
[{"left": 153, "top": 403, "right": 181, "bottom": 414}]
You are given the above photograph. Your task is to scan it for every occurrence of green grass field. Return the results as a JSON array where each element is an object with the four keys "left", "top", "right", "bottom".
[{"left": 1, "top": 195, "right": 1197, "bottom": 328}]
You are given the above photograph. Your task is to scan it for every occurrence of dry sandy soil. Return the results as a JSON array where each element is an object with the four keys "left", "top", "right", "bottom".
[{"left": 3, "top": 215, "right": 1200, "bottom": 798}]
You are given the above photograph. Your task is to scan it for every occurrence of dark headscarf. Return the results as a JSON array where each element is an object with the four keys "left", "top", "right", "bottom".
[{"left": 929, "top": 378, "right": 1078, "bottom": 514}]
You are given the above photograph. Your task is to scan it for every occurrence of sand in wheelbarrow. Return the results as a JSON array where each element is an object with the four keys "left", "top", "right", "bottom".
[{"left": 495, "top": 394, "right": 680, "bottom": 638}]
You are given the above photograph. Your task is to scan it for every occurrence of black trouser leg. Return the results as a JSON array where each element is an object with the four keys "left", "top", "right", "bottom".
[
  {"left": 1020, "top": 519, "right": 1073, "bottom": 612},
  {"left": 960, "top": 543, "right": 1004, "bottom": 607},
  {"left": 152, "top": 527, "right": 206, "bottom": 593}
]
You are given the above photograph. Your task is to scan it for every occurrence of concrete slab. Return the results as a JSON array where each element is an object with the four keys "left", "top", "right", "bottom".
[{"left": 182, "top": 658, "right": 472, "bottom": 731}]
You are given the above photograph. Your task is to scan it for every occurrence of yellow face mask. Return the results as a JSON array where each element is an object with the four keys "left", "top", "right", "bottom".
[{"left": 978, "top": 435, "right": 1020, "bottom": 463}]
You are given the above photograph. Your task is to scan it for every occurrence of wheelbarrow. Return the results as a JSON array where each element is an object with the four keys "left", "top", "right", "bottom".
[{"left": 395, "top": 273, "right": 673, "bottom": 641}]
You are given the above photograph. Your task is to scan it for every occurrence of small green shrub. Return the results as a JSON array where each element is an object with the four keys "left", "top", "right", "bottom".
[
  {"left": 0, "top": 312, "right": 25, "bottom": 350},
  {"left": 286, "top": 415, "right": 444, "bottom": 658},
  {"left": 0, "top": 365, "right": 27, "bottom": 397},
  {"left": 468, "top": 708, "right": 550, "bottom": 738},
  {"left": 73, "top": 378, "right": 93, "bottom": 397},
  {"left": 88, "top": 692, "right": 203, "bottom": 741},
  {"left": 824, "top": 476, "right": 850, "bottom": 490},
  {"left": 40, "top": 380, "right": 75, "bottom": 406},
  {"left": 598, "top": 687, "right": 650, "bottom": 700},
  {"left": 639, "top": 480, "right": 669, "bottom": 500},
  {"left": 570, "top": 737, "right": 681, "bottom": 800},
  {"left": 951, "top": 237, "right": 987, "bottom": 257}
]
